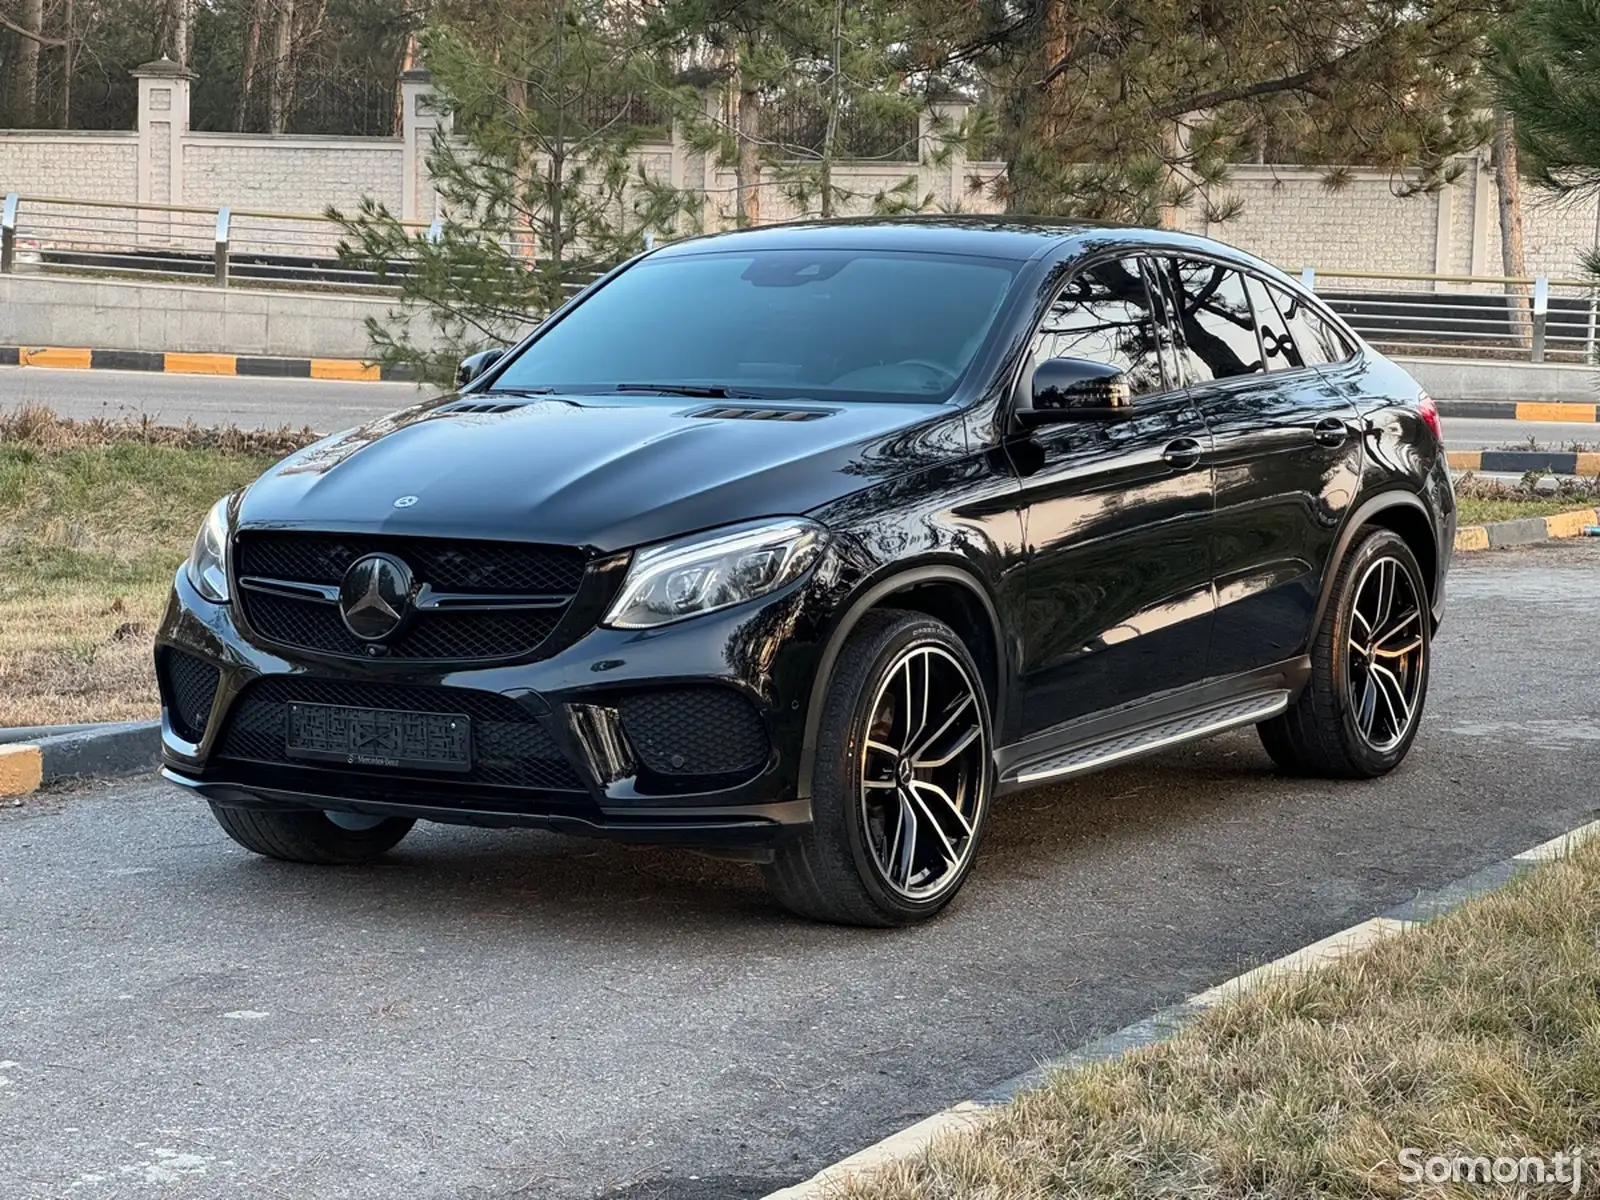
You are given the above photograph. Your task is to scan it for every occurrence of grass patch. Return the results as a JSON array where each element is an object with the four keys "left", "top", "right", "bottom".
[
  {"left": 843, "top": 838, "right": 1600, "bottom": 1200},
  {"left": 0, "top": 407, "right": 316, "bottom": 726},
  {"left": 1455, "top": 471, "right": 1600, "bottom": 528}
]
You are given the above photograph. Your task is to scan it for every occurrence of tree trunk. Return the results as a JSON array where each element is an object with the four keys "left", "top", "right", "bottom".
[
  {"left": 1493, "top": 107, "right": 1531, "bottom": 349},
  {"left": 268, "top": 0, "right": 295, "bottom": 133},
  {"left": 235, "top": 0, "right": 269, "bottom": 131},
  {"left": 818, "top": 0, "right": 843, "bottom": 218},
  {"left": 171, "top": 0, "right": 191, "bottom": 66},
  {"left": 735, "top": 83, "right": 761, "bottom": 228},
  {"left": 55, "top": 0, "right": 74, "bottom": 129},
  {"left": 17, "top": 0, "right": 44, "bottom": 125}
]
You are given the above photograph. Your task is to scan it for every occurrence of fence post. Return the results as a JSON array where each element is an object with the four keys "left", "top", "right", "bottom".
[
  {"left": 1531, "top": 275, "right": 1549, "bottom": 363},
  {"left": 1301, "top": 266, "right": 1316, "bottom": 291},
  {"left": 213, "top": 206, "right": 230, "bottom": 287},
  {"left": 0, "top": 194, "right": 17, "bottom": 274}
]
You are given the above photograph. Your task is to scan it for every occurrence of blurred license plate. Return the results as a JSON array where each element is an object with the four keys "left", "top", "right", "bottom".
[{"left": 285, "top": 703, "right": 471, "bottom": 773}]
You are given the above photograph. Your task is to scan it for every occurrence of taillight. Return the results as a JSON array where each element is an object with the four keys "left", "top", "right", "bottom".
[{"left": 1417, "top": 393, "right": 1442, "bottom": 441}]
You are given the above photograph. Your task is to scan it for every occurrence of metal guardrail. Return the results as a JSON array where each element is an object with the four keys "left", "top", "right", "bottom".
[
  {"left": 0, "top": 193, "right": 438, "bottom": 292},
  {"left": 1300, "top": 267, "right": 1599, "bottom": 365}
]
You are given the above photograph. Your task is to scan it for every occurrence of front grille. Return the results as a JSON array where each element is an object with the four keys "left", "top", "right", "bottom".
[
  {"left": 618, "top": 687, "right": 769, "bottom": 783},
  {"left": 158, "top": 649, "right": 220, "bottom": 742},
  {"left": 234, "top": 532, "right": 586, "bottom": 663},
  {"left": 213, "top": 677, "right": 587, "bottom": 792}
]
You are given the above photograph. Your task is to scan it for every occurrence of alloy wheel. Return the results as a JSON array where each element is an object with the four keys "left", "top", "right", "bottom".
[
  {"left": 858, "top": 645, "right": 989, "bottom": 901},
  {"left": 1345, "top": 555, "right": 1426, "bottom": 753}
]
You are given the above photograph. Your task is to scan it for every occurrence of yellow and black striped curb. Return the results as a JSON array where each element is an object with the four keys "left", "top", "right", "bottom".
[
  {"left": 1454, "top": 505, "right": 1600, "bottom": 553},
  {"left": 764, "top": 817, "right": 1600, "bottom": 1199},
  {"left": 1437, "top": 400, "right": 1600, "bottom": 423},
  {"left": 1448, "top": 449, "right": 1600, "bottom": 476},
  {"left": 0, "top": 720, "right": 160, "bottom": 798},
  {"left": 0, "top": 346, "right": 416, "bottom": 383}
]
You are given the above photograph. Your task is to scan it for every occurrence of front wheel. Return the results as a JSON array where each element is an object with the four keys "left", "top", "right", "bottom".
[
  {"left": 1258, "top": 527, "right": 1431, "bottom": 778},
  {"left": 209, "top": 803, "right": 414, "bottom": 865},
  {"left": 764, "top": 609, "right": 993, "bottom": 926}
]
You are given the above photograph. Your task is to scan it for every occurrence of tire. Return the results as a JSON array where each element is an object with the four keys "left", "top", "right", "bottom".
[
  {"left": 209, "top": 803, "right": 414, "bottom": 865},
  {"left": 764, "top": 609, "right": 994, "bottom": 926},
  {"left": 1258, "top": 527, "right": 1431, "bottom": 778}
]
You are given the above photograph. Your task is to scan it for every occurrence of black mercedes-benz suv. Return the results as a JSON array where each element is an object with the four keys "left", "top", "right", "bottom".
[{"left": 155, "top": 218, "right": 1454, "bottom": 926}]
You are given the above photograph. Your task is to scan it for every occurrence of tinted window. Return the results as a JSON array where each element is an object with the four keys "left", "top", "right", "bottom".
[
  {"left": 1161, "top": 259, "right": 1263, "bottom": 381},
  {"left": 1033, "top": 258, "right": 1166, "bottom": 396},
  {"left": 1263, "top": 284, "right": 1333, "bottom": 367},
  {"left": 490, "top": 250, "right": 1018, "bottom": 401},
  {"left": 1138, "top": 257, "right": 1186, "bottom": 387},
  {"left": 1308, "top": 307, "right": 1357, "bottom": 362},
  {"left": 1243, "top": 275, "right": 1301, "bottom": 372}
]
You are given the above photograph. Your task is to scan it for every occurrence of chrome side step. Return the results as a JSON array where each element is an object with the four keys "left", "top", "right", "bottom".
[{"left": 1005, "top": 690, "right": 1290, "bottom": 786}]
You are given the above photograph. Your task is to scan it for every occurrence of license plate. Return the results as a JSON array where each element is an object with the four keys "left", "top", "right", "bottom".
[{"left": 285, "top": 703, "right": 472, "bottom": 773}]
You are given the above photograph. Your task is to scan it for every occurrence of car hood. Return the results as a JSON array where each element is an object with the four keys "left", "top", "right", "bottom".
[{"left": 236, "top": 393, "right": 961, "bottom": 553}]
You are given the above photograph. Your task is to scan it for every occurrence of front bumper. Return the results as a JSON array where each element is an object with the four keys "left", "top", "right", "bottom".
[{"left": 155, "top": 565, "right": 831, "bottom": 846}]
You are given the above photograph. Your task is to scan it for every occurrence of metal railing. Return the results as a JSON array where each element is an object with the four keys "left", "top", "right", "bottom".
[
  {"left": 1300, "top": 267, "right": 1599, "bottom": 365},
  {"left": 0, "top": 193, "right": 437, "bottom": 292}
]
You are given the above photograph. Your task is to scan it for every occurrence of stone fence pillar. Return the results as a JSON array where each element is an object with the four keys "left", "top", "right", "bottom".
[
  {"left": 920, "top": 99, "right": 970, "bottom": 213},
  {"left": 133, "top": 57, "right": 192, "bottom": 243},
  {"left": 401, "top": 68, "right": 450, "bottom": 223}
]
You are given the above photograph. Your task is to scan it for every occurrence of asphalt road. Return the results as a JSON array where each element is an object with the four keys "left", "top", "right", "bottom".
[
  {"left": 3, "top": 541, "right": 1599, "bottom": 1199},
  {"left": 2, "top": 366, "right": 1596, "bottom": 451}
]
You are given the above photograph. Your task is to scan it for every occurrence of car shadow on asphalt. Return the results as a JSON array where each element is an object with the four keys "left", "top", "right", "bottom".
[{"left": 173, "top": 729, "right": 1328, "bottom": 939}]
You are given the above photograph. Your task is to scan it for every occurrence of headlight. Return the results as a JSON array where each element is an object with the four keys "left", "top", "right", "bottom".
[
  {"left": 186, "top": 496, "right": 232, "bottom": 603},
  {"left": 603, "top": 518, "right": 826, "bottom": 629}
]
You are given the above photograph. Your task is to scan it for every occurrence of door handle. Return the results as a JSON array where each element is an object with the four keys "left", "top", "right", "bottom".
[
  {"left": 1162, "top": 437, "right": 1203, "bottom": 471},
  {"left": 1313, "top": 417, "right": 1349, "bottom": 447}
]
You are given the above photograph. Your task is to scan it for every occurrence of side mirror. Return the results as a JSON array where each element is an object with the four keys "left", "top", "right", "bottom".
[
  {"left": 1017, "top": 357, "right": 1132, "bottom": 427},
  {"left": 455, "top": 348, "right": 505, "bottom": 389}
]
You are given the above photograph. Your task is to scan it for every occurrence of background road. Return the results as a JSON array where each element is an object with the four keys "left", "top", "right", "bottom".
[
  {"left": 3, "top": 541, "right": 1598, "bottom": 1199},
  {"left": 1, "top": 366, "right": 1595, "bottom": 450}
]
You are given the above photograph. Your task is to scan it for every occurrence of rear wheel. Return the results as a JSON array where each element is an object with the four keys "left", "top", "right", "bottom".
[
  {"left": 209, "top": 803, "right": 414, "bottom": 865},
  {"left": 1258, "top": 528, "right": 1430, "bottom": 778},
  {"left": 764, "top": 610, "right": 993, "bottom": 926}
]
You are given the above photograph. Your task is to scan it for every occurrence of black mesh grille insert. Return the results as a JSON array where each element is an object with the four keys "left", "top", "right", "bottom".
[
  {"left": 159, "top": 650, "right": 221, "bottom": 743},
  {"left": 234, "top": 532, "right": 585, "bottom": 662},
  {"left": 213, "top": 677, "right": 586, "bottom": 792},
  {"left": 618, "top": 688, "right": 769, "bottom": 780}
]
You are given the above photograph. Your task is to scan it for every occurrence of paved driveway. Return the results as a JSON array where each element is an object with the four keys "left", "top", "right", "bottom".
[{"left": 3, "top": 543, "right": 1597, "bottom": 1199}]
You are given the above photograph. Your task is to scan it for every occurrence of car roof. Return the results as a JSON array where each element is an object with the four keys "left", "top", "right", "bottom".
[{"left": 649, "top": 216, "right": 1297, "bottom": 284}]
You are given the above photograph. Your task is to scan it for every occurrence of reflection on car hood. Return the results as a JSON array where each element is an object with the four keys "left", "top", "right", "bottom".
[{"left": 236, "top": 393, "right": 959, "bottom": 553}]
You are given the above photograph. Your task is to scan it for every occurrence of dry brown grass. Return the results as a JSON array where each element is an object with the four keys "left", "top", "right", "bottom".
[
  {"left": 0, "top": 406, "right": 318, "bottom": 726},
  {"left": 841, "top": 839, "right": 1600, "bottom": 1200},
  {"left": 1454, "top": 472, "right": 1600, "bottom": 526}
]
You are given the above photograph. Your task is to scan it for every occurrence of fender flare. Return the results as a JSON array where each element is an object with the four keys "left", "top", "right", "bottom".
[
  {"left": 796, "top": 563, "right": 1005, "bottom": 801},
  {"left": 1311, "top": 489, "right": 1436, "bottom": 637}
]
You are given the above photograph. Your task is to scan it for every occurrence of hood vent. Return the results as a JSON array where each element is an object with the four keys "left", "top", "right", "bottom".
[
  {"left": 438, "top": 399, "right": 531, "bottom": 415},
  {"left": 687, "top": 405, "right": 833, "bottom": 423}
]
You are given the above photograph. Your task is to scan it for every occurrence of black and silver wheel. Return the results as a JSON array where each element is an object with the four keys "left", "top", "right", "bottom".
[
  {"left": 765, "top": 609, "right": 992, "bottom": 926},
  {"left": 209, "top": 803, "right": 414, "bottom": 865},
  {"left": 1258, "top": 527, "right": 1430, "bottom": 778}
]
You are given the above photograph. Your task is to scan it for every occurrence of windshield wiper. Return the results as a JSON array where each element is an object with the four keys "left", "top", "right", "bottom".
[{"left": 610, "top": 383, "right": 765, "bottom": 399}]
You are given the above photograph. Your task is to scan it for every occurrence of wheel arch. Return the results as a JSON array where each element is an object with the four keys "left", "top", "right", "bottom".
[
  {"left": 797, "top": 564, "right": 1004, "bottom": 801},
  {"left": 1313, "top": 490, "right": 1439, "bottom": 639}
]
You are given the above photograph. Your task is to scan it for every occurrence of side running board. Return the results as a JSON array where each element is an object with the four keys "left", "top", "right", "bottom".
[{"left": 1005, "top": 690, "right": 1290, "bottom": 786}]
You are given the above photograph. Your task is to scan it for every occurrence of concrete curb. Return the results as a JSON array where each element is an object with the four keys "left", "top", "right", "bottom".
[
  {"left": 0, "top": 720, "right": 161, "bottom": 799},
  {"left": 1437, "top": 400, "right": 1599, "bottom": 423},
  {"left": 1453, "top": 504, "right": 1600, "bottom": 552},
  {"left": 1449, "top": 449, "right": 1600, "bottom": 475},
  {"left": 0, "top": 345, "right": 417, "bottom": 383},
  {"left": 763, "top": 815, "right": 1600, "bottom": 1200}
]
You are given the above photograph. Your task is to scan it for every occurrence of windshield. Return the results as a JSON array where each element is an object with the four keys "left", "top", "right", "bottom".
[{"left": 488, "top": 249, "right": 1019, "bottom": 402}]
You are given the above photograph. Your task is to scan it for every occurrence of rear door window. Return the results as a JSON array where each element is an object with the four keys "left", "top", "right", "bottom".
[
  {"left": 1262, "top": 283, "right": 1337, "bottom": 368},
  {"left": 1243, "top": 275, "right": 1302, "bottom": 372},
  {"left": 1032, "top": 257, "right": 1167, "bottom": 396},
  {"left": 1161, "top": 259, "right": 1263, "bottom": 382}
]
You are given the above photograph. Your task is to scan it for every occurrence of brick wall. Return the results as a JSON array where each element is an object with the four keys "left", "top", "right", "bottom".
[
  {"left": 183, "top": 136, "right": 405, "bottom": 215},
  {"left": 0, "top": 133, "right": 138, "bottom": 202}
]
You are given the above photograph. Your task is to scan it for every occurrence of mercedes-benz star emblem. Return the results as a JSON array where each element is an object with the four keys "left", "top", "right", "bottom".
[{"left": 338, "top": 553, "right": 414, "bottom": 642}]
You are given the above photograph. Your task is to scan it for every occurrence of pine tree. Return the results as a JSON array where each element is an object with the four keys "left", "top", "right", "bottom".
[
  {"left": 329, "top": 0, "right": 700, "bottom": 386},
  {"left": 904, "top": 0, "right": 1495, "bottom": 225},
  {"left": 1493, "top": 0, "right": 1600, "bottom": 224}
]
